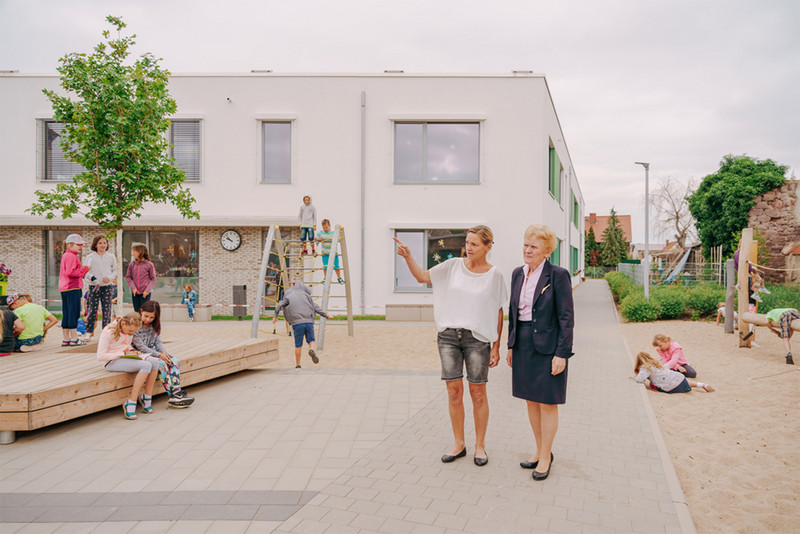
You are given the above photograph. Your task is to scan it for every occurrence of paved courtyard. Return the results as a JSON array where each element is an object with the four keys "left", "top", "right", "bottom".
[{"left": 0, "top": 280, "right": 694, "bottom": 533}]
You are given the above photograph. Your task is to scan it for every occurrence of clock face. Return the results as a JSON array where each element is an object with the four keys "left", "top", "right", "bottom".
[{"left": 221, "top": 229, "right": 242, "bottom": 251}]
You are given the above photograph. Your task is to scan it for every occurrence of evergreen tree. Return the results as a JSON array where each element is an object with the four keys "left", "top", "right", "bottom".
[
  {"left": 599, "top": 208, "right": 628, "bottom": 266},
  {"left": 585, "top": 226, "right": 599, "bottom": 267}
]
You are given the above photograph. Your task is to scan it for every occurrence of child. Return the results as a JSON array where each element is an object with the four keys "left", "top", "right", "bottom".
[
  {"left": 96, "top": 313, "right": 160, "bottom": 419},
  {"left": 765, "top": 308, "right": 799, "bottom": 365},
  {"left": 7, "top": 293, "right": 58, "bottom": 352},
  {"left": 633, "top": 352, "right": 714, "bottom": 393},
  {"left": 83, "top": 235, "right": 117, "bottom": 337},
  {"left": 60, "top": 234, "right": 90, "bottom": 346},
  {"left": 132, "top": 300, "right": 195, "bottom": 407},
  {"left": 0, "top": 308, "right": 25, "bottom": 357},
  {"left": 715, "top": 302, "right": 738, "bottom": 327},
  {"left": 315, "top": 219, "right": 344, "bottom": 284},
  {"left": 125, "top": 244, "right": 156, "bottom": 313},
  {"left": 180, "top": 284, "right": 197, "bottom": 322},
  {"left": 273, "top": 281, "right": 329, "bottom": 368},
  {"left": 298, "top": 195, "right": 317, "bottom": 256},
  {"left": 652, "top": 334, "right": 697, "bottom": 378}
]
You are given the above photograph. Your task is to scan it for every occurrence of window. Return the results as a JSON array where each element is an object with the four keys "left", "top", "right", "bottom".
[
  {"left": 170, "top": 120, "right": 200, "bottom": 182},
  {"left": 394, "top": 229, "right": 467, "bottom": 291},
  {"left": 121, "top": 230, "right": 199, "bottom": 303},
  {"left": 262, "top": 122, "right": 292, "bottom": 183},
  {"left": 41, "top": 121, "right": 85, "bottom": 181},
  {"left": 571, "top": 246, "right": 579, "bottom": 274},
  {"left": 548, "top": 145, "right": 562, "bottom": 203},
  {"left": 394, "top": 122, "right": 479, "bottom": 183},
  {"left": 550, "top": 239, "right": 562, "bottom": 266},
  {"left": 571, "top": 192, "right": 580, "bottom": 228}
]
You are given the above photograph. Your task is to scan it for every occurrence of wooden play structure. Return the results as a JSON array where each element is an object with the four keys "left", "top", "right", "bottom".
[
  {"left": 736, "top": 228, "right": 799, "bottom": 348},
  {"left": 0, "top": 336, "right": 279, "bottom": 444}
]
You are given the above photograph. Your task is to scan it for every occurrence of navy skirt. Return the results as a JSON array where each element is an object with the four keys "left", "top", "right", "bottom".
[{"left": 512, "top": 321, "right": 568, "bottom": 405}]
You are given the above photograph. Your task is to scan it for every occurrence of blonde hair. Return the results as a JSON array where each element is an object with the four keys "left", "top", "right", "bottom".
[
  {"left": 634, "top": 351, "right": 664, "bottom": 374},
  {"left": 652, "top": 334, "right": 671, "bottom": 347},
  {"left": 111, "top": 313, "right": 142, "bottom": 340},
  {"left": 467, "top": 225, "right": 494, "bottom": 245},
  {"left": 524, "top": 224, "right": 558, "bottom": 254},
  {"left": 184, "top": 284, "right": 193, "bottom": 291}
]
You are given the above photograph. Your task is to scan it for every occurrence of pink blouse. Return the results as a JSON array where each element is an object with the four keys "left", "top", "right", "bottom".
[{"left": 518, "top": 261, "right": 545, "bottom": 321}]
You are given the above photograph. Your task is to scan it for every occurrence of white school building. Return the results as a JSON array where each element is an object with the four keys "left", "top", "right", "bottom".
[{"left": 0, "top": 72, "right": 584, "bottom": 315}]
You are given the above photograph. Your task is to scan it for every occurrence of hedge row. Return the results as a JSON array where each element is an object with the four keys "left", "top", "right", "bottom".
[{"left": 604, "top": 272, "right": 726, "bottom": 322}]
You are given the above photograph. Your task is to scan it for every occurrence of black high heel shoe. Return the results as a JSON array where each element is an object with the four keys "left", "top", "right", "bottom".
[
  {"left": 441, "top": 447, "right": 467, "bottom": 463},
  {"left": 520, "top": 452, "right": 553, "bottom": 470}
]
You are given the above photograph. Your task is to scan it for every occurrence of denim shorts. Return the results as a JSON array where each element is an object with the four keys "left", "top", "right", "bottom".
[
  {"left": 301, "top": 227, "right": 315, "bottom": 242},
  {"left": 437, "top": 328, "right": 491, "bottom": 384},
  {"left": 14, "top": 335, "right": 43, "bottom": 351},
  {"left": 292, "top": 323, "right": 315, "bottom": 348}
]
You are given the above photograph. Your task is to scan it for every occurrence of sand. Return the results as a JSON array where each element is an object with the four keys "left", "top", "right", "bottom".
[{"left": 619, "top": 319, "right": 800, "bottom": 534}]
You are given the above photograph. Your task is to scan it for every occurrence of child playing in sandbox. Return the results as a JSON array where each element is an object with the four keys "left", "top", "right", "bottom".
[
  {"left": 765, "top": 308, "right": 799, "bottom": 365},
  {"left": 652, "top": 334, "right": 698, "bottom": 378},
  {"left": 273, "top": 281, "right": 329, "bottom": 368},
  {"left": 632, "top": 352, "right": 714, "bottom": 393}
]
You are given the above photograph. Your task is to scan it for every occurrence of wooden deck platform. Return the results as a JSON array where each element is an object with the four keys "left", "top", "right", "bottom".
[{"left": 0, "top": 336, "right": 279, "bottom": 443}]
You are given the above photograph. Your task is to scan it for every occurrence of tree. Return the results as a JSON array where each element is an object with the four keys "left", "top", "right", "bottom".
[
  {"left": 28, "top": 16, "right": 199, "bottom": 311},
  {"left": 585, "top": 226, "right": 600, "bottom": 267},
  {"left": 599, "top": 208, "right": 628, "bottom": 266},
  {"left": 650, "top": 176, "right": 697, "bottom": 248},
  {"left": 688, "top": 155, "right": 786, "bottom": 258}
]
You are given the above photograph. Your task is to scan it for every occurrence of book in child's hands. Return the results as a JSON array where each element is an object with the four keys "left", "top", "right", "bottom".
[{"left": 120, "top": 353, "right": 144, "bottom": 359}]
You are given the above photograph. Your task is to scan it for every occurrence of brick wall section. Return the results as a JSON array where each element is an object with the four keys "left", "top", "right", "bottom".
[
  {"left": 0, "top": 226, "right": 116, "bottom": 302},
  {"left": 748, "top": 180, "right": 800, "bottom": 283}
]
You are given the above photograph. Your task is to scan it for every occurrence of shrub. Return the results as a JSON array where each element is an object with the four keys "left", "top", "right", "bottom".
[
  {"left": 605, "top": 272, "right": 633, "bottom": 300},
  {"left": 620, "top": 292, "right": 662, "bottom": 322},
  {"left": 686, "top": 283, "right": 725, "bottom": 316},
  {"left": 759, "top": 283, "right": 800, "bottom": 313},
  {"left": 651, "top": 286, "right": 688, "bottom": 319}
]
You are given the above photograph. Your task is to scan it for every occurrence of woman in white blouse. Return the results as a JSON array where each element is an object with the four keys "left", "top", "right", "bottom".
[{"left": 395, "top": 225, "right": 507, "bottom": 466}]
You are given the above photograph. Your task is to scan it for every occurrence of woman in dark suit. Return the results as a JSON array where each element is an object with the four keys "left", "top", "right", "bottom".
[{"left": 506, "top": 224, "right": 574, "bottom": 481}]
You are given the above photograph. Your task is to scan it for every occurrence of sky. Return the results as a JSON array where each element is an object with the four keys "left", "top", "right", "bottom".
[{"left": 1, "top": 0, "right": 798, "bottom": 243}]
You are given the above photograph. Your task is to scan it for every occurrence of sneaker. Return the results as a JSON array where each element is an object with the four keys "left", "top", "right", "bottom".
[
  {"left": 74, "top": 339, "right": 86, "bottom": 346},
  {"left": 787, "top": 353, "right": 794, "bottom": 365},
  {"left": 62, "top": 340, "right": 71, "bottom": 347},
  {"left": 302, "top": 250, "right": 308, "bottom": 256},
  {"left": 759, "top": 287, "right": 771, "bottom": 294},
  {"left": 751, "top": 293, "right": 763, "bottom": 303},
  {"left": 702, "top": 384, "right": 715, "bottom": 392},
  {"left": 309, "top": 349, "right": 319, "bottom": 364},
  {"left": 338, "top": 278, "right": 345, "bottom": 284},
  {"left": 295, "top": 365, "right": 301, "bottom": 369},
  {"left": 168, "top": 390, "right": 195, "bottom": 408},
  {"left": 190, "top": 316, "right": 194, "bottom": 322}
]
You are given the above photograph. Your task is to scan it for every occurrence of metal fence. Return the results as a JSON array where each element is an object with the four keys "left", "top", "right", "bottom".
[{"left": 618, "top": 261, "right": 724, "bottom": 288}]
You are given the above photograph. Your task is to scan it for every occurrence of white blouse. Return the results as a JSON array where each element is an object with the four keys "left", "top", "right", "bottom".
[{"left": 430, "top": 258, "right": 508, "bottom": 343}]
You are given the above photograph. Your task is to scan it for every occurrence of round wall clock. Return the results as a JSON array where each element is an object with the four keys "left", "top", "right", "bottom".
[{"left": 220, "top": 229, "right": 242, "bottom": 251}]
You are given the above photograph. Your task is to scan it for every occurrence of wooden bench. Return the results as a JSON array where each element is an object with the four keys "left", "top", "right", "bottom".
[{"left": 0, "top": 336, "right": 279, "bottom": 444}]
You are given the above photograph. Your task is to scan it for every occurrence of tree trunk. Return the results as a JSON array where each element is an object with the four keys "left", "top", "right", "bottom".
[{"left": 116, "top": 229, "right": 123, "bottom": 318}]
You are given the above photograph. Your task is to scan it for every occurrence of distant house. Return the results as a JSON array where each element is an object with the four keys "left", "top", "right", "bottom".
[{"left": 584, "top": 212, "right": 632, "bottom": 244}]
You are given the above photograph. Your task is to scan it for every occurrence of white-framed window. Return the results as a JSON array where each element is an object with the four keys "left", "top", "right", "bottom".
[
  {"left": 394, "top": 229, "right": 468, "bottom": 292},
  {"left": 38, "top": 120, "right": 85, "bottom": 182},
  {"left": 261, "top": 121, "right": 292, "bottom": 183},
  {"left": 394, "top": 122, "right": 480, "bottom": 184},
  {"left": 170, "top": 120, "right": 201, "bottom": 182}
]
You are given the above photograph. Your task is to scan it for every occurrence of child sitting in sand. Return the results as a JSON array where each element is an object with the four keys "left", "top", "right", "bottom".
[
  {"left": 715, "top": 302, "right": 738, "bottom": 327},
  {"left": 653, "top": 334, "right": 697, "bottom": 378},
  {"left": 633, "top": 352, "right": 714, "bottom": 393}
]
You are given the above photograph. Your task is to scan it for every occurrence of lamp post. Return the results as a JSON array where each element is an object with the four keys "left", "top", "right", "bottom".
[{"left": 635, "top": 162, "right": 650, "bottom": 299}]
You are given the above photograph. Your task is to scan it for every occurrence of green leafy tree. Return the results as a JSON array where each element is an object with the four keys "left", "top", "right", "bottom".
[
  {"left": 28, "top": 16, "right": 198, "bottom": 311},
  {"left": 688, "top": 155, "right": 786, "bottom": 258},
  {"left": 585, "top": 226, "right": 599, "bottom": 266},
  {"left": 599, "top": 208, "right": 628, "bottom": 266}
]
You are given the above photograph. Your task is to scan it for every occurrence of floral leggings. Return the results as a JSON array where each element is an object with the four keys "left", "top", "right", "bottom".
[{"left": 86, "top": 285, "right": 114, "bottom": 334}]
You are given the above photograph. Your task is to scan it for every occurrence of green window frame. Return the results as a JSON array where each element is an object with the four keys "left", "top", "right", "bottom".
[
  {"left": 571, "top": 246, "right": 579, "bottom": 274},
  {"left": 571, "top": 192, "right": 580, "bottom": 228},
  {"left": 550, "top": 240, "right": 562, "bottom": 266},
  {"left": 548, "top": 146, "right": 562, "bottom": 202}
]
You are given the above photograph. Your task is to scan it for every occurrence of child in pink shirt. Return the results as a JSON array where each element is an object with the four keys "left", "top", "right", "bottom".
[
  {"left": 96, "top": 313, "right": 161, "bottom": 420},
  {"left": 60, "top": 234, "right": 90, "bottom": 346},
  {"left": 652, "top": 334, "right": 697, "bottom": 378}
]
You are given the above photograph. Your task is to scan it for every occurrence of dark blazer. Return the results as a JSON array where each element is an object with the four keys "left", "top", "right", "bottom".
[{"left": 507, "top": 260, "right": 574, "bottom": 358}]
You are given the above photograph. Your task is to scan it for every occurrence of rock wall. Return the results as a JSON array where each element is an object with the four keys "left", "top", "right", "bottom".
[{"left": 748, "top": 180, "right": 800, "bottom": 283}]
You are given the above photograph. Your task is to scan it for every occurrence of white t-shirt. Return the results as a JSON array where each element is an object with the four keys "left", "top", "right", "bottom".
[{"left": 430, "top": 258, "right": 508, "bottom": 343}]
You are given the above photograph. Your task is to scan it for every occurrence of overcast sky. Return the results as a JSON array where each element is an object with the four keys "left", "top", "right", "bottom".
[{"left": 2, "top": 0, "right": 798, "bottom": 243}]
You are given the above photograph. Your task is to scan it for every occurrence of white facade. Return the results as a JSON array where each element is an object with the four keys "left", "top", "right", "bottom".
[{"left": 0, "top": 72, "right": 584, "bottom": 313}]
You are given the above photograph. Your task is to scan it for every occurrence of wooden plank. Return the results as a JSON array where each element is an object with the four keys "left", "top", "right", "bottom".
[
  {"left": 0, "top": 393, "right": 30, "bottom": 413},
  {"left": 0, "top": 411, "right": 31, "bottom": 431},
  {"left": 741, "top": 312, "right": 800, "bottom": 329}
]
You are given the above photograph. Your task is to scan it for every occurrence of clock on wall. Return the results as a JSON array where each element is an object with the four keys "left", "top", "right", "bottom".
[{"left": 220, "top": 229, "right": 242, "bottom": 251}]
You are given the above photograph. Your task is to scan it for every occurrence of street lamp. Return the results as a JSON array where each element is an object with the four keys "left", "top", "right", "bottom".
[{"left": 635, "top": 162, "right": 650, "bottom": 299}]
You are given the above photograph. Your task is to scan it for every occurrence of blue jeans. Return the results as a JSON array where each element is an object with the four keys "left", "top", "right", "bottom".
[
  {"left": 301, "top": 227, "right": 315, "bottom": 242},
  {"left": 292, "top": 323, "right": 315, "bottom": 348},
  {"left": 185, "top": 300, "right": 195, "bottom": 318},
  {"left": 14, "top": 335, "right": 43, "bottom": 352},
  {"left": 132, "top": 293, "right": 151, "bottom": 313}
]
